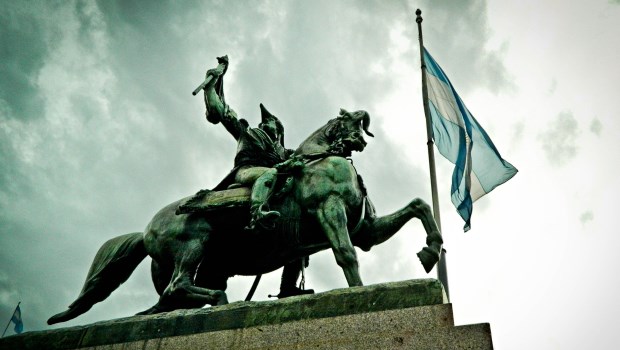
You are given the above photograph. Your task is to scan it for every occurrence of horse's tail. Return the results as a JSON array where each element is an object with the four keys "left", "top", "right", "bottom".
[{"left": 47, "top": 232, "right": 147, "bottom": 325}]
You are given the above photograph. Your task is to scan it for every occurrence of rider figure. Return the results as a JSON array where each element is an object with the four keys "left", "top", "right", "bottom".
[
  {"left": 203, "top": 58, "right": 287, "bottom": 231},
  {"left": 202, "top": 57, "right": 313, "bottom": 297}
]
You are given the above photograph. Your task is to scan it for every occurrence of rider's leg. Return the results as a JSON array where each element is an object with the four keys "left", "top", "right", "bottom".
[
  {"left": 248, "top": 168, "right": 280, "bottom": 230},
  {"left": 278, "top": 257, "right": 314, "bottom": 298},
  {"left": 234, "top": 167, "right": 281, "bottom": 230},
  {"left": 234, "top": 166, "right": 270, "bottom": 184}
]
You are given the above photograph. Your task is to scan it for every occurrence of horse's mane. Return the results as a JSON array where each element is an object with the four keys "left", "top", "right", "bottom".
[
  {"left": 307, "top": 117, "right": 340, "bottom": 139},
  {"left": 320, "top": 118, "right": 343, "bottom": 138}
]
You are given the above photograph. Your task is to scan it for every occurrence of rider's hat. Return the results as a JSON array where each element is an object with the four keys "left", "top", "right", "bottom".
[{"left": 259, "top": 103, "right": 285, "bottom": 147}]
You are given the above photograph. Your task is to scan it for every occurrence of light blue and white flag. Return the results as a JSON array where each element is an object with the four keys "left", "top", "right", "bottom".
[
  {"left": 423, "top": 47, "right": 517, "bottom": 231},
  {"left": 10, "top": 304, "right": 23, "bottom": 334}
]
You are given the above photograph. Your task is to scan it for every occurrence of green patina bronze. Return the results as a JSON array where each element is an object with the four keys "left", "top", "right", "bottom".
[{"left": 47, "top": 56, "right": 443, "bottom": 325}]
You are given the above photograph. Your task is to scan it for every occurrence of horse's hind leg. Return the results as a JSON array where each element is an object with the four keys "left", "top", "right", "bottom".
[
  {"left": 138, "top": 239, "right": 228, "bottom": 315},
  {"left": 151, "top": 260, "right": 172, "bottom": 296},
  {"left": 353, "top": 198, "right": 443, "bottom": 273},
  {"left": 317, "top": 195, "right": 362, "bottom": 287}
]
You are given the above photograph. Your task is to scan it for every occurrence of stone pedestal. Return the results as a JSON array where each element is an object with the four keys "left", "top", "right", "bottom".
[{"left": 0, "top": 279, "right": 493, "bottom": 349}]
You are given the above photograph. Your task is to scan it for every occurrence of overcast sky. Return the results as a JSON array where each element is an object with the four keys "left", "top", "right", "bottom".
[{"left": 1, "top": 1, "right": 619, "bottom": 348}]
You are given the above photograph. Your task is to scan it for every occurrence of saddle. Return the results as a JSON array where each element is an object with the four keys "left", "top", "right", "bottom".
[
  {"left": 176, "top": 187, "right": 251, "bottom": 215},
  {"left": 176, "top": 184, "right": 302, "bottom": 246},
  {"left": 176, "top": 159, "right": 302, "bottom": 216}
]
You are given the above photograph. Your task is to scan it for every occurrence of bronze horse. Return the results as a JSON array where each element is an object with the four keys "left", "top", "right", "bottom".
[{"left": 48, "top": 109, "right": 443, "bottom": 324}]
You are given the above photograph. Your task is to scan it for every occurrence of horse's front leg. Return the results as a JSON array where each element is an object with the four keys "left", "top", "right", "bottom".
[
  {"left": 353, "top": 198, "right": 443, "bottom": 273},
  {"left": 317, "top": 195, "right": 362, "bottom": 286}
]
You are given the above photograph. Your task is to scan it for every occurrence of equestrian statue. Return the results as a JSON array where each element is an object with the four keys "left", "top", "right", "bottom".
[{"left": 48, "top": 56, "right": 443, "bottom": 325}]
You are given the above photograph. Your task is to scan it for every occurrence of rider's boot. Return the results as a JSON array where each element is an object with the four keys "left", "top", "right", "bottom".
[
  {"left": 277, "top": 258, "right": 314, "bottom": 298},
  {"left": 245, "top": 169, "right": 281, "bottom": 231}
]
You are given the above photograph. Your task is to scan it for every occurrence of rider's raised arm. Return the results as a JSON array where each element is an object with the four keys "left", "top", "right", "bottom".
[
  {"left": 204, "top": 94, "right": 246, "bottom": 141},
  {"left": 203, "top": 70, "right": 247, "bottom": 140},
  {"left": 219, "top": 107, "right": 248, "bottom": 140}
]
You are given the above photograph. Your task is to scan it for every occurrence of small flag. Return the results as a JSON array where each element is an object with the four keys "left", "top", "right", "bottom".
[
  {"left": 10, "top": 305, "right": 23, "bottom": 334},
  {"left": 423, "top": 47, "right": 517, "bottom": 231}
]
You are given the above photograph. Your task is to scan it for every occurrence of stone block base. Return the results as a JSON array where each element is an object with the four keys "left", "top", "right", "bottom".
[{"left": 0, "top": 279, "right": 493, "bottom": 349}]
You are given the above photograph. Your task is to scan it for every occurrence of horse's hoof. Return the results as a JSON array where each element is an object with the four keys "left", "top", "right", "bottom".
[
  {"left": 417, "top": 247, "right": 440, "bottom": 273},
  {"left": 47, "top": 308, "right": 74, "bottom": 325},
  {"left": 136, "top": 305, "right": 163, "bottom": 315}
]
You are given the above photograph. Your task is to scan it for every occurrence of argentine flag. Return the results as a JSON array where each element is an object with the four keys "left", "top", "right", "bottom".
[
  {"left": 10, "top": 304, "right": 23, "bottom": 334},
  {"left": 423, "top": 47, "right": 517, "bottom": 231}
]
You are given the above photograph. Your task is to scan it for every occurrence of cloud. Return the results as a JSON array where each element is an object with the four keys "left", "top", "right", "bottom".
[
  {"left": 0, "top": 3, "right": 55, "bottom": 122},
  {"left": 590, "top": 118, "right": 602, "bottom": 136},
  {"left": 510, "top": 120, "right": 525, "bottom": 148},
  {"left": 547, "top": 78, "right": 557, "bottom": 95},
  {"left": 579, "top": 210, "right": 594, "bottom": 225},
  {"left": 0, "top": 273, "right": 22, "bottom": 336},
  {"left": 0, "top": 272, "right": 19, "bottom": 307},
  {"left": 418, "top": 0, "right": 514, "bottom": 94},
  {"left": 539, "top": 111, "right": 580, "bottom": 166}
]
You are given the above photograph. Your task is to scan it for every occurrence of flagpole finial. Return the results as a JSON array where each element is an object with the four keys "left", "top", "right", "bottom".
[{"left": 416, "top": 9, "right": 423, "bottom": 23}]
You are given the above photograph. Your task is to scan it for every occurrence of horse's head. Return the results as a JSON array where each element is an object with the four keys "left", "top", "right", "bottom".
[
  {"left": 325, "top": 109, "right": 374, "bottom": 156},
  {"left": 295, "top": 108, "right": 374, "bottom": 157}
]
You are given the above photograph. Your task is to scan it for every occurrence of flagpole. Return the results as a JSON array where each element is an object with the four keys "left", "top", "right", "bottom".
[
  {"left": 1, "top": 302, "right": 20, "bottom": 337},
  {"left": 415, "top": 9, "right": 450, "bottom": 300}
]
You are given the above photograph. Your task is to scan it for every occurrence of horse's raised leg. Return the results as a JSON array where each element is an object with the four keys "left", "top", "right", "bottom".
[
  {"left": 137, "top": 239, "right": 228, "bottom": 315},
  {"left": 317, "top": 195, "right": 363, "bottom": 286},
  {"left": 353, "top": 198, "right": 443, "bottom": 273}
]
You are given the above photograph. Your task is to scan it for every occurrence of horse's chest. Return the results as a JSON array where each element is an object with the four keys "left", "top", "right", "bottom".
[{"left": 299, "top": 163, "right": 361, "bottom": 205}]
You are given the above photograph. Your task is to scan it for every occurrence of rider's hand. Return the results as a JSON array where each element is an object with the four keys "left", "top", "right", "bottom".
[{"left": 206, "top": 66, "right": 224, "bottom": 79}]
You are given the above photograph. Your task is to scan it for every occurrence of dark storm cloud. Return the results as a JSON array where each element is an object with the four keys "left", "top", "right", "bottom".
[
  {"left": 539, "top": 111, "right": 580, "bottom": 166},
  {"left": 0, "top": 272, "right": 20, "bottom": 324},
  {"left": 0, "top": 0, "right": 505, "bottom": 331},
  {"left": 0, "top": 2, "right": 52, "bottom": 122}
]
